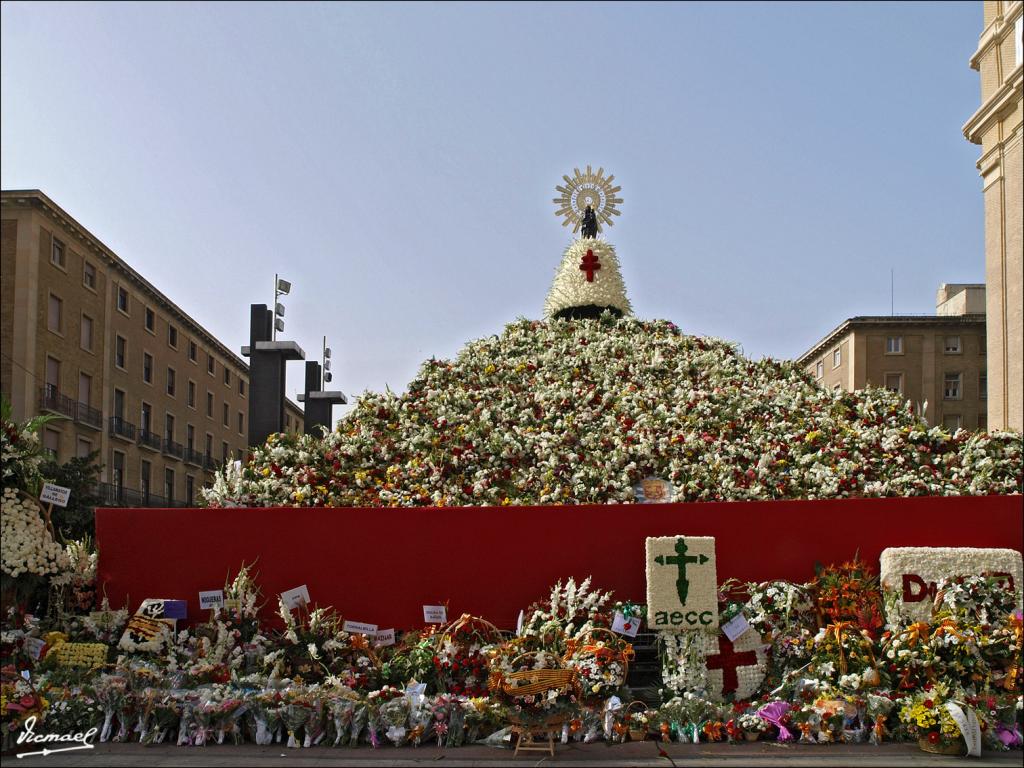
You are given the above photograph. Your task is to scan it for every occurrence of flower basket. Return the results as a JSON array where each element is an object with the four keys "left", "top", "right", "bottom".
[
  {"left": 626, "top": 701, "right": 649, "bottom": 742},
  {"left": 918, "top": 736, "right": 967, "bottom": 756},
  {"left": 435, "top": 614, "right": 503, "bottom": 697},
  {"left": 564, "top": 627, "right": 633, "bottom": 701}
]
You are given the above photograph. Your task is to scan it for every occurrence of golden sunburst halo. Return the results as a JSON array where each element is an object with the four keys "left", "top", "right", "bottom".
[{"left": 552, "top": 165, "right": 623, "bottom": 233}]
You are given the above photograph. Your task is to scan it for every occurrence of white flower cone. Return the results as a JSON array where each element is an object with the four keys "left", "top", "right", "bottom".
[{"left": 543, "top": 238, "right": 632, "bottom": 319}]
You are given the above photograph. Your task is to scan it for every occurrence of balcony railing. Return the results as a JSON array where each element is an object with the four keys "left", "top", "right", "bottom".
[
  {"left": 108, "top": 416, "right": 136, "bottom": 441},
  {"left": 204, "top": 454, "right": 217, "bottom": 471},
  {"left": 95, "top": 482, "right": 188, "bottom": 508},
  {"left": 185, "top": 447, "right": 205, "bottom": 466},
  {"left": 75, "top": 402, "right": 102, "bottom": 430},
  {"left": 138, "top": 428, "right": 162, "bottom": 451},
  {"left": 162, "top": 438, "right": 184, "bottom": 460},
  {"left": 39, "top": 386, "right": 76, "bottom": 419}
]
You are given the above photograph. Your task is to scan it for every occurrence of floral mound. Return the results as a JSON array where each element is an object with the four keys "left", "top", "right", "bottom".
[{"left": 204, "top": 317, "right": 1022, "bottom": 508}]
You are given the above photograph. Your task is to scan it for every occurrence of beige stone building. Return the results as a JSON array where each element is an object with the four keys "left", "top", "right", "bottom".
[
  {"left": 1, "top": 190, "right": 304, "bottom": 507},
  {"left": 797, "top": 284, "right": 988, "bottom": 431},
  {"left": 963, "top": 0, "right": 1022, "bottom": 431}
]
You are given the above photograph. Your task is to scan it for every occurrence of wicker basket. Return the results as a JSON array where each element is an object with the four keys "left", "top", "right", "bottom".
[
  {"left": 918, "top": 736, "right": 967, "bottom": 756},
  {"left": 625, "top": 700, "right": 649, "bottom": 742}
]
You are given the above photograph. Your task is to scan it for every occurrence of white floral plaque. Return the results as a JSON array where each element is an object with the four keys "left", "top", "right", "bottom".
[
  {"left": 646, "top": 536, "right": 718, "bottom": 631},
  {"left": 880, "top": 547, "right": 1023, "bottom": 622}
]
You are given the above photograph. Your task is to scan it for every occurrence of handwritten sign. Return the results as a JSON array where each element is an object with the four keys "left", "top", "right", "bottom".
[
  {"left": 611, "top": 611, "right": 640, "bottom": 637},
  {"left": 343, "top": 620, "right": 378, "bottom": 635},
  {"left": 423, "top": 605, "right": 447, "bottom": 624},
  {"left": 721, "top": 613, "right": 752, "bottom": 642},
  {"left": 199, "top": 590, "right": 224, "bottom": 610},
  {"left": 280, "top": 585, "right": 311, "bottom": 610},
  {"left": 39, "top": 483, "right": 71, "bottom": 508},
  {"left": 372, "top": 628, "right": 396, "bottom": 647}
]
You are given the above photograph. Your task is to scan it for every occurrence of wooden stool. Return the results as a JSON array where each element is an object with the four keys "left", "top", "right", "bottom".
[{"left": 511, "top": 724, "right": 556, "bottom": 757}]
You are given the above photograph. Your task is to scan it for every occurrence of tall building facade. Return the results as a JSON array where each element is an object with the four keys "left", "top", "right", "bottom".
[
  {"left": 963, "top": 0, "right": 1022, "bottom": 431},
  {"left": 797, "top": 285, "right": 988, "bottom": 431},
  {"left": 1, "top": 190, "right": 304, "bottom": 507}
]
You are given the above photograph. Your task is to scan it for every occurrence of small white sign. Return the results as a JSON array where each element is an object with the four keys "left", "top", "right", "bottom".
[
  {"left": 372, "top": 628, "right": 396, "bottom": 647},
  {"left": 24, "top": 636, "right": 47, "bottom": 660},
  {"left": 721, "top": 613, "right": 752, "bottom": 642},
  {"left": 199, "top": 590, "right": 225, "bottom": 610},
  {"left": 611, "top": 611, "right": 640, "bottom": 637},
  {"left": 343, "top": 620, "right": 378, "bottom": 635},
  {"left": 39, "top": 483, "right": 71, "bottom": 508},
  {"left": 280, "top": 585, "right": 311, "bottom": 610},
  {"left": 423, "top": 605, "right": 447, "bottom": 624},
  {"left": 405, "top": 682, "right": 427, "bottom": 697}
]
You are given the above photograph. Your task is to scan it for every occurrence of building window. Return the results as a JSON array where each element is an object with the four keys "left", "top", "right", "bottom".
[
  {"left": 43, "top": 358, "right": 61, "bottom": 398},
  {"left": 943, "top": 372, "right": 962, "bottom": 400},
  {"left": 113, "top": 388, "right": 126, "bottom": 420},
  {"left": 885, "top": 336, "right": 903, "bottom": 354},
  {"left": 978, "top": 414, "right": 987, "bottom": 432},
  {"left": 167, "top": 367, "right": 176, "bottom": 397},
  {"left": 117, "top": 286, "right": 129, "bottom": 314},
  {"left": 80, "top": 314, "right": 93, "bottom": 351},
  {"left": 205, "top": 433, "right": 213, "bottom": 458},
  {"left": 942, "top": 414, "right": 962, "bottom": 431},
  {"left": 224, "top": 368, "right": 231, "bottom": 386},
  {"left": 207, "top": 354, "right": 215, "bottom": 375},
  {"left": 51, "top": 238, "right": 65, "bottom": 268},
  {"left": 78, "top": 372, "right": 92, "bottom": 406},
  {"left": 164, "top": 468, "right": 175, "bottom": 503},
  {"left": 239, "top": 379, "right": 245, "bottom": 396},
  {"left": 187, "top": 380, "right": 196, "bottom": 408},
  {"left": 980, "top": 371, "right": 987, "bottom": 400},
  {"left": 188, "top": 340, "right": 197, "bottom": 362},
  {"left": 187, "top": 424, "right": 195, "bottom": 451},
  {"left": 145, "top": 307, "right": 155, "bottom": 332},
  {"left": 186, "top": 475, "right": 195, "bottom": 506},
  {"left": 48, "top": 293, "right": 63, "bottom": 333},
  {"left": 222, "top": 441, "right": 229, "bottom": 464},
  {"left": 112, "top": 451, "right": 125, "bottom": 490},
  {"left": 832, "top": 348, "right": 841, "bottom": 368},
  {"left": 168, "top": 324, "right": 178, "bottom": 349},
  {"left": 165, "top": 413, "right": 175, "bottom": 441},
  {"left": 223, "top": 402, "right": 229, "bottom": 426},
  {"left": 884, "top": 373, "right": 903, "bottom": 394},
  {"left": 83, "top": 261, "right": 96, "bottom": 289},
  {"left": 285, "top": 414, "right": 291, "bottom": 430},
  {"left": 237, "top": 412, "right": 244, "bottom": 434},
  {"left": 143, "top": 352, "right": 153, "bottom": 384},
  {"left": 115, "top": 335, "right": 127, "bottom": 369},
  {"left": 815, "top": 360, "right": 824, "bottom": 379},
  {"left": 43, "top": 428, "right": 60, "bottom": 459},
  {"left": 206, "top": 392, "right": 214, "bottom": 418},
  {"left": 141, "top": 460, "right": 151, "bottom": 502},
  {"left": 76, "top": 437, "right": 92, "bottom": 458},
  {"left": 141, "top": 402, "right": 152, "bottom": 433},
  {"left": 944, "top": 335, "right": 961, "bottom": 354}
]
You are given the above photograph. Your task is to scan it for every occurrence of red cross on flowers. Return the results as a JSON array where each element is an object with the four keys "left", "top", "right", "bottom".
[
  {"left": 579, "top": 249, "right": 601, "bottom": 282},
  {"left": 706, "top": 638, "right": 758, "bottom": 693}
]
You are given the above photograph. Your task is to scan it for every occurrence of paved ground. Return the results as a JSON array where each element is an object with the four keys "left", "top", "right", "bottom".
[{"left": 3, "top": 742, "right": 1020, "bottom": 767}]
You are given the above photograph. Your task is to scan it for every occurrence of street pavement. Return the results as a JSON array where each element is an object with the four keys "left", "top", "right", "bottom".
[{"left": 4, "top": 742, "right": 1022, "bottom": 767}]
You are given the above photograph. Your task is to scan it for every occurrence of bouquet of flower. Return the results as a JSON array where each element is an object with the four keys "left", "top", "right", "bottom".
[
  {"left": 462, "top": 696, "right": 506, "bottom": 743},
  {"left": 738, "top": 710, "right": 768, "bottom": 735},
  {"left": 80, "top": 600, "right": 129, "bottom": 645},
  {"left": 897, "top": 682, "right": 977, "bottom": 754},
  {"left": 933, "top": 575, "right": 1018, "bottom": 627},
  {"left": 250, "top": 690, "right": 283, "bottom": 745},
  {"left": 378, "top": 692, "right": 411, "bottom": 746},
  {"left": 488, "top": 645, "right": 580, "bottom": 727},
  {"left": 811, "top": 558, "right": 884, "bottom": 635},
  {"left": 93, "top": 673, "right": 129, "bottom": 742},
  {"left": 565, "top": 627, "right": 632, "bottom": 702},
  {"left": 41, "top": 685, "right": 101, "bottom": 736},
  {"left": 433, "top": 615, "right": 500, "bottom": 697},
  {"left": 140, "top": 690, "right": 182, "bottom": 745},
  {"left": 809, "top": 621, "right": 882, "bottom": 690},
  {"left": 519, "top": 578, "right": 614, "bottom": 655},
  {"left": 328, "top": 695, "right": 356, "bottom": 746}
]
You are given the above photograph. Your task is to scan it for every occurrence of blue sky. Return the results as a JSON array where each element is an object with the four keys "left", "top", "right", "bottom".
[{"left": 1, "top": 1, "right": 986, "bottom": 413}]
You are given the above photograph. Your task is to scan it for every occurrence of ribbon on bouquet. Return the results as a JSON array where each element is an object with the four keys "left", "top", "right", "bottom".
[{"left": 824, "top": 621, "right": 856, "bottom": 675}]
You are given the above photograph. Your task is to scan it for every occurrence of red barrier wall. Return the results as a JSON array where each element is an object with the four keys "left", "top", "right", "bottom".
[{"left": 96, "top": 495, "right": 1023, "bottom": 630}]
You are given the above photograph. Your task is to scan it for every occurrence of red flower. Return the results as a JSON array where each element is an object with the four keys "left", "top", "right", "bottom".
[
  {"left": 927, "top": 732, "right": 940, "bottom": 745},
  {"left": 924, "top": 699, "right": 934, "bottom": 709}
]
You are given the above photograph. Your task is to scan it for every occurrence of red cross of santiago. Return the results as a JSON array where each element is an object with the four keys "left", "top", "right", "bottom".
[
  {"left": 706, "top": 637, "right": 759, "bottom": 693},
  {"left": 580, "top": 249, "right": 601, "bottom": 282}
]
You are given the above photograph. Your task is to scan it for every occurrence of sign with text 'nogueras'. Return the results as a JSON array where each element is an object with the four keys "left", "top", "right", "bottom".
[{"left": 646, "top": 536, "right": 718, "bottom": 631}]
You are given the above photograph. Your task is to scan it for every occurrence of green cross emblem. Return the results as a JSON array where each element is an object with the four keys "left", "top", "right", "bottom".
[{"left": 655, "top": 537, "right": 709, "bottom": 604}]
